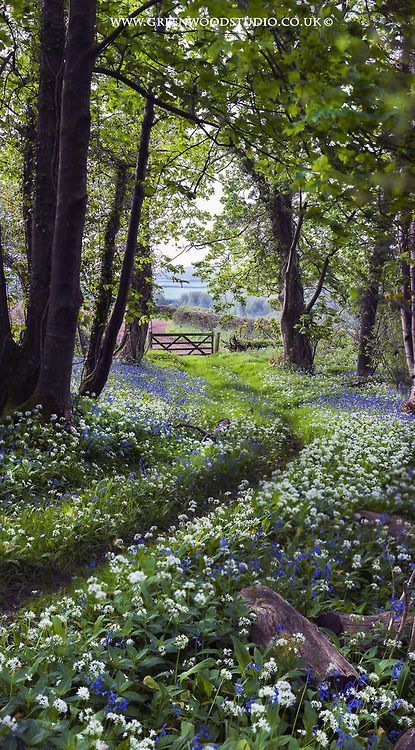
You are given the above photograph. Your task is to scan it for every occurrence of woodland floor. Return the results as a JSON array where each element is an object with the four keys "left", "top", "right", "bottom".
[{"left": 0, "top": 352, "right": 415, "bottom": 749}]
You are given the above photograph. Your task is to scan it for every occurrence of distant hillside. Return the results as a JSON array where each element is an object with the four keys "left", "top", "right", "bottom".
[
  {"left": 155, "top": 265, "right": 208, "bottom": 302},
  {"left": 155, "top": 266, "right": 274, "bottom": 317}
]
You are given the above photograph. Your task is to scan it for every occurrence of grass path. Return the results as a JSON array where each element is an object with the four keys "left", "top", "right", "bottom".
[
  {"left": 0, "top": 354, "right": 298, "bottom": 611},
  {"left": 1, "top": 377, "right": 415, "bottom": 748}
]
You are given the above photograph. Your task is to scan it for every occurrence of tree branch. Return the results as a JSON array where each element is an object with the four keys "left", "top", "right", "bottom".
[
  {"left": 285, "top": 201, "right": 307, "bottom": 281},
  {"left": 0, "top": 50, "right": 13, "bottom": 80},
  {"left": 306, "top": 253, "right": 333, "bottom": 313},
  {"left": 93, "top": 0, "right": 163, "bottom": 58},
  {"left": 93, "top": 66, "right": 214, "bottom": 126}
]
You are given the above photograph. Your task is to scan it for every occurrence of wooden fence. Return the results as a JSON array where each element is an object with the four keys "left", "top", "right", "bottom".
[{"left": 149, "top": 331, "right": 220, "bottom": 355}]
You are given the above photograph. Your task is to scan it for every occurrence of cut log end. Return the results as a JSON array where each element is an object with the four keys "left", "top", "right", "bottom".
[
  {"left": 393, "top": 728, "right": 415, "bottom": 749},
  {"left": 240, "top": 584, "right": 358, "bottom": 682}
]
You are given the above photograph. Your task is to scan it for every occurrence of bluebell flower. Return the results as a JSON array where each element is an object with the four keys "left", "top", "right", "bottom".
[
  {"left": 392, "top": 660, "right": 404, "bottom": 681},
  {"left": 317, "top": 681, "right": 330, "bottom": 701}
]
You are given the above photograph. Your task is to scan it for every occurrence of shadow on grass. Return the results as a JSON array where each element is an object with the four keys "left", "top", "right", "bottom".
[{"left": 0, "top": 429, "right": 301, "bottom": 614}]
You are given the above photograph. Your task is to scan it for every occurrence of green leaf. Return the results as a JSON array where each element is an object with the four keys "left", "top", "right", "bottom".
[
  {"left": 231, "top": 635, "right": 252, "bottom": 672},
  {"left": 180, "top": 721, "right": 195, "bottom": 738},
  {"left": 143, "top": 675, "right": 160, "bottom": 690},
  {"left": 396, "top": 663, "right": 410, "bottom": 697},
  {"left": 179, "top": 658, "right": 217, "bottom": 682}
]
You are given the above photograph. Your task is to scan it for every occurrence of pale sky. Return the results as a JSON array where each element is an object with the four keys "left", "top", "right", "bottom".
[{"left": 161, "top": 184, "right": 223, "bottom": 267}]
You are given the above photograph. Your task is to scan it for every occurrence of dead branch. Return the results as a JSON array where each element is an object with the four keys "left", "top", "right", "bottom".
[{"left": 172, "top": 418, "right": 230, "bottom": 442}]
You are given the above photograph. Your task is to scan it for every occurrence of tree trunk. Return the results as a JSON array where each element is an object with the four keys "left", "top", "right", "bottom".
[
  {"left": 240, "top": 158, "right": 313, "bottom": 369},
  {"left": 123, "top": 285, "right": 151, "bottom": 361},
  {"left": 80, "top": 97, "right": 154, "bottom": 397},
  {"left": 317, "top": 610, "right": 415, "bottom": 637},
  {"left": 18, "top": 0, "right": 65, "bottom": 402},
  {"left": 0, "top": 227, "right": 11, "bottom": 354},
  {"left": 240, "top": 584, "right": 358, "bottom": 683},
  {"left": 399, "top": 221, "right": 415, "bottom": 411},
  {"left": 124, "top": 319, "right": 149, "bottom": 361},
  {"left": 123, "top": 206, "right": 153, "bottom": 362},
  {"left": 270, "top": 191, "right": 313, "bottom": 369},
  {"left": 83, "top": 161, "right": 128, "bottom": 381},
  {"left": 399, "top": 34, "right": 415, "bottom": 411},
  {"left": 22, "top": 104, "right": 36, "bottom": 280},
  {"left": 400, "top": 256, "right": 414, "bottom": 377},
  {"left": 356, "top": 284, "right": 380, "bottom": 379},
  {"left": 34, "top": 0, "right": 97, "bottom": 418},
  {"left": 0, "top": 226, "right": 20, "bottom": 415},
  {"left": 356, "top": 239, "right": 388, "bottom": 379}
]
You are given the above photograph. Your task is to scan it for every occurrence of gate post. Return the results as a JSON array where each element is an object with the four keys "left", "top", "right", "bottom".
[{"left": 213, "top": 332, "right": 220, "bottom": 354}]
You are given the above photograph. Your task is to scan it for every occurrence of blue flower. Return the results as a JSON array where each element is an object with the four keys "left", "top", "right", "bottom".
[
  {"left": 317, "top": 681, "right": 330, "bottom": 701},
  {"left": 392, "top": 660, "right": 404, "bottom": 681},
  {"left": 246, "top": 662, "right": 261, "bottom": 673}
]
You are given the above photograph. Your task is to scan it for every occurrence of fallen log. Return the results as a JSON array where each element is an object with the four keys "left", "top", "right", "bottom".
[
  {"left": 316, "top": 610, "right": 415, "bottom": 637},
  {"left": 355, "top": 510, "right": 414, "bottom": 537},
  {"left": 394, "top": 728, "right": 415, "bottom": 749},
  {"left": 317, "top": 568, "right": 415, "bottom": 643},
  {"left": 240, "top": 584, "right": 358, "bottom": 681}
]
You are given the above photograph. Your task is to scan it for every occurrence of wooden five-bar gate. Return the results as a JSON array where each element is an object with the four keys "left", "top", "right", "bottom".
[{"left": 149, "top": 331, "right": 220, "bottom": 355}]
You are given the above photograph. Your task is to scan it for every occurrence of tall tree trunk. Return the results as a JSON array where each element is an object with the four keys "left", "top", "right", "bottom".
[
  {"left": 83, "top": 160, "right": 128, "bottom": 381},
  {"left": 400, "top": 221, "right": 415, "bottom": 410},
  {"left": 356, "top": 239, "right": 388, "bottom": 379},
  {"left": 22, "top": 104, "right": 36, "bottom": 280},
  {"left": 0, "top": 0, "right": 65, "bottom": 415},
  {"left": 270, "top": 191, "right": 313, "bottom": 369},
  {"left": 19, "top": 0, "right": 65, "bottom": 397},
  {"left": 0, "top": 227, "right": 11, "bottom": 353},
  {"left": 400, "top": 256, "right": 414, "bottom": 377},
  {"left": 356, "top": 285, "right": 380, "bottom": 379},
  {"left": 34, "top": 0, "right": 97, "bottom": 418},
  {"left": 239, "top": 155, "right": 313, "bottom": 369},
  {"left": 124, "top": 315, "right": 149, "bottom": 361},
  {"left": 398, "top": 30, "right": 415, "bottom": 410},
  {"left": 0, "top": 226, "right": 19, "bottom": 414},
  {"left": 123, "top": 233, "right": 153, "bottom": 362},
  {"left": 80, "top": 97, "right": 154, "bottom": 397}
]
